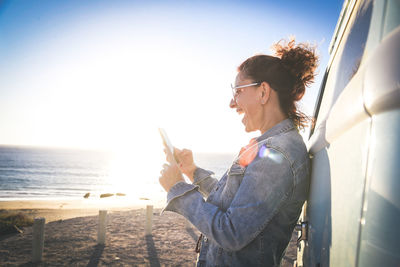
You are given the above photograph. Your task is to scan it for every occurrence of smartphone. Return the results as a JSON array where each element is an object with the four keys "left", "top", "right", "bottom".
[{"left": 158, "top": 128, "right": 178, "bottom": 163}]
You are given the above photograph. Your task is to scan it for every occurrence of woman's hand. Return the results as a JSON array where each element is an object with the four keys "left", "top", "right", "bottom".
[
  {"left": 174, "top": 148, "right": 197, "bottom": 182},
  {"left": 159, "top": 163, "right": 184, "bottom": 192}
]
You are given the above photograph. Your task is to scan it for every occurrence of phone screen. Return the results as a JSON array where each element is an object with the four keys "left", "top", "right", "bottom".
[{"left": 158, "top": 128, "right": 176, "bottom": 163}]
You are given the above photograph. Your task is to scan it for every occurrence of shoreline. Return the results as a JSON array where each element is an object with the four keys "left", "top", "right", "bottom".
[{"left": 0, "top": 198, "right": 165, "bottom": 223}]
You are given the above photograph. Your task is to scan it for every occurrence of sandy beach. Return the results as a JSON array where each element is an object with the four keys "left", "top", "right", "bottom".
[
  {"left": 0, "top": 198, "right": 163, "bottom": 223},
  {"left": 0, "top": 200, "right": 297, "bottom": 266}
]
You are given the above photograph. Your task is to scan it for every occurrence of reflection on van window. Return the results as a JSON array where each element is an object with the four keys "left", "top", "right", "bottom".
[
  {"left": 313, "top": 0, "right": 373, "bottom": 126},
  {"left": 335, "top": 0, "right": 373, "bottom": 93},
  {"left": 384, "top": 0, "right": 400, "bottom": 37}
]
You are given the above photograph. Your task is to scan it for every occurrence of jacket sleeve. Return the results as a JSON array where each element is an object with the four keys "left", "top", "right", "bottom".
[
  {"left": 192, "top": 167, "right": 218, "bottom": 198},
  {"left": 161, "top": 167, "right": 218, "bottom": 214},
  {"left": 163, "top": 148, "right": 295, "bottom": 251}
]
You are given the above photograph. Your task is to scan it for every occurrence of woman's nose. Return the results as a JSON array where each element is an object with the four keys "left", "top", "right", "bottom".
[{"left": 229, "top": 98, "right": 237, "bottom": 109}]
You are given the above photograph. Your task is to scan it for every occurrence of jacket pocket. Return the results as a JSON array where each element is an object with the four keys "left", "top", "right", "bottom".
[
  {"left": 227, "top": 162, "right": 246, "bottom": 176},
  {"left": 221, "top": 163, "right": 246, "bottom": 210}
]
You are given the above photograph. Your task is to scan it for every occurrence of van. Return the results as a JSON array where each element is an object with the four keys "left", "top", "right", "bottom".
[{"left": 296, "top": 0, "right": 400, "bottom": 266}]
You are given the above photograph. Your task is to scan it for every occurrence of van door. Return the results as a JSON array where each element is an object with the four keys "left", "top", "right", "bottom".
[{"left": 299, "top": 0, "right": 375, "bottom": 266}]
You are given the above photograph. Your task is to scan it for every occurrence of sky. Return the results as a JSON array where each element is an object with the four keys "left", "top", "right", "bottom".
[{"left": 0, "top": 0, "right": 343, "bottom": 154}]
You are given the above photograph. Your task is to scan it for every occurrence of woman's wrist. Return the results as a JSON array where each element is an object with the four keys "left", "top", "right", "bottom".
[{"left": 186, "top": 165, "right": 197, "bottom": 183}]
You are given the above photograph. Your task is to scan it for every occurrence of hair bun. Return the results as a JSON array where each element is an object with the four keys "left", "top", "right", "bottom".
[{"left": 273, "top": 38, "right": 318, "bottom": 101}]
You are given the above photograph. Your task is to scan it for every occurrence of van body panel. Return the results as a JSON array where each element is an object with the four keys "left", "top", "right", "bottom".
[
  {"left": 358, "top": 111, "right": 400, "bottom": 266},
  {"left": 364, "top": 26, "right": 400, "bottom": 115},
  {"left": 325, "top": 70, "right": 369, "bottom": 143},
  {"left": 327, "top": 118, "right": 371, "bottom": 266},
  {"left": 357, "top": 25, "right": 400, "bottom": 267},
  {"left": 307, "top": 121, "right": 328, "bottom": 155},
  {"left": 301, "top": 0, "right": 400, "bottom": 266},
  {"left": 306, "top": 117, "right": 371, "bottom": 266},
  {"left": 306, "top": 148, "right": 331, "bottom": 266}
]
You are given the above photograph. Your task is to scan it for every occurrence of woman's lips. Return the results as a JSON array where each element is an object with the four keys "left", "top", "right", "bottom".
[{"left": 240, "top": 113, "right": 246, "bottom": 124}]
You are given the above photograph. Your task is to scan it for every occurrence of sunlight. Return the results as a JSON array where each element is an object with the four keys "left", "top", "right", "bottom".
[
  {"left": 22, "top": 35, "right": 226, "bottom": 151},
  {"left": 105, "top": 129, "right": 167, "bottom": 202}
]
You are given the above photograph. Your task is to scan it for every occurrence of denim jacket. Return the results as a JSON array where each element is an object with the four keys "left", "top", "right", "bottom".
[{"left": 163, "top": 119, "right": 310, "bottom": 267}]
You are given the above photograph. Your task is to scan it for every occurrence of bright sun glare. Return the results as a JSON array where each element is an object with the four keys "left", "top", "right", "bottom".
[{"left": 0, "top": 2, "right": 334, "bottom": 199}]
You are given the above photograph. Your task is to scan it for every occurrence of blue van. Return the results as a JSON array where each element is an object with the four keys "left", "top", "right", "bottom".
[{"left": 296, "top": 0, "right": 400, "bottom": 266}]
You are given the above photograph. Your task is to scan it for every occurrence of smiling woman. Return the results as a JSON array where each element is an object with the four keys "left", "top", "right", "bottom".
[
  {"left": 159, "top": 38, "right": 318, "bottom": 266},
  {"left": 232, "top": 39, "right": 318, "bottom": 132}
]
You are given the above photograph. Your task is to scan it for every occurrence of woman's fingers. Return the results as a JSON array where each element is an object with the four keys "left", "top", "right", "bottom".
[
  {"left": 174, "top": 147, "right": 183, "bottom": 161},
  {"left": 175, "top": 148, "right": 190, "bottom": 160},
  {"left": 162, "top": 163, "right": 170, "bottom": 171},
  {"left": 166, "top": 147, "right": 191, "bottom": 161},
  {"left": 158, "top": 161, "right": 184, "bottom": 192},
  {"left": 163, "top": 148, "right": 175, "bottom": 163},
  {"left": 160, "top": 162, "right": 169, "bottom": 170}
]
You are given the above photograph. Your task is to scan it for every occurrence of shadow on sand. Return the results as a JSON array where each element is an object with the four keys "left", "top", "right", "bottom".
[
  {"left": 20, "top": 262, "right": 41, "bottom": 267},
  {"left": 145, "top": 235, "right": 161, "bottom": 267},
  {"left": 86, "top": 244, "right": 105, "bottom": 267},
  {"left": 0, "top": 232, "right": 18, "bottom": 242}
]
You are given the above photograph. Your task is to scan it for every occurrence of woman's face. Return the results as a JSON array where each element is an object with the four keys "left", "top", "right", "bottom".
[{"left": 230, "top": 73, "right": 263, "bottom": 133}]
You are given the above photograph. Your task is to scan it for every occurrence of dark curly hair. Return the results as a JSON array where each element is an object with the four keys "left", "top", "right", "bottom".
[{"left": 238, "top": 38, "right": 318, "bottom": 130}]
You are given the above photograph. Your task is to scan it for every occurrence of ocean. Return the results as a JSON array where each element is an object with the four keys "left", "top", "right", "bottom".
[{"left": 0, "top": 145, "right": 235, "bottom": 203}]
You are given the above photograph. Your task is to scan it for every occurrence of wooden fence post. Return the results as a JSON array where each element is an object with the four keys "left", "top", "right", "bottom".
[
  {"left": 145, "top": 205, "right": 153, "bottom": 235},
  {"left": 32, "top": 217, "right": 45, "bottom": 263},
  {"left": 98, "top": 210, "right": 107, "bottom": 245}
]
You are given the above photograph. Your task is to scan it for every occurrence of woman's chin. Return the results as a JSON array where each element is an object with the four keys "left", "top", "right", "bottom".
[
  {"left": 243, "top": 123, "right": 253, "bottom": 133},
  {"left": 245, "top": 127, "right": 256, "bottom": 133},
  {"left": 243, "top": 121, "right": 258, "bottom": 133},
  {"left": 242, "top": 117, "right": 255, "bottom": 132}
]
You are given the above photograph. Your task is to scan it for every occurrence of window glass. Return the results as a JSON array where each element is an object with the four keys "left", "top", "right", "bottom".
[
  {"left": 335, "top": 0, "right": 373, "bottom": 91},
  {"left": 383, "top": 0, "right": 400, "bottom": 37},
  {"left": 314, "top": 0, "right": 373, "bottom": 126}
]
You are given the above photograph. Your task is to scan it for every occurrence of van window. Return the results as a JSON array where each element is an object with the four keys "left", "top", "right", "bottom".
[
  {"left": 335, "top": 0, "right": 373, "bottom": 90},
  {"left": 314, "top": 0, "right": 373, "bottom": 125},
  {"left": 383, "top": 0, "right": 400, "bottom": 37}
]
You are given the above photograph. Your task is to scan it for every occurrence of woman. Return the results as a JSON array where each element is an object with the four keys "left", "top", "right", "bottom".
[{"left": 159, "top": 39, "right": 318, "bottom": 267}]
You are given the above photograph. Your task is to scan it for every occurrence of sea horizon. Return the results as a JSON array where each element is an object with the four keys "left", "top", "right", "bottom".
[{"left": 0, "top": 145, "right": 235, "bottom": 202}]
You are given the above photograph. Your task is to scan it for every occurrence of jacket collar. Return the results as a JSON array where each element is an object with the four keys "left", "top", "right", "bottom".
[{"left": 256, "top": 119, "right": 295, "bottom": 142}]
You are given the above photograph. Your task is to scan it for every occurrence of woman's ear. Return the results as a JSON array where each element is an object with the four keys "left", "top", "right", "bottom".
[{"left": 260, "top": 82, "right": 271, "bottom": 104}]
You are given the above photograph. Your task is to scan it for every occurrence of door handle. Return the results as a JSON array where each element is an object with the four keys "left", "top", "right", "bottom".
[{"left": 295, "top": 221, "right": 308, "bottom": 245}]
